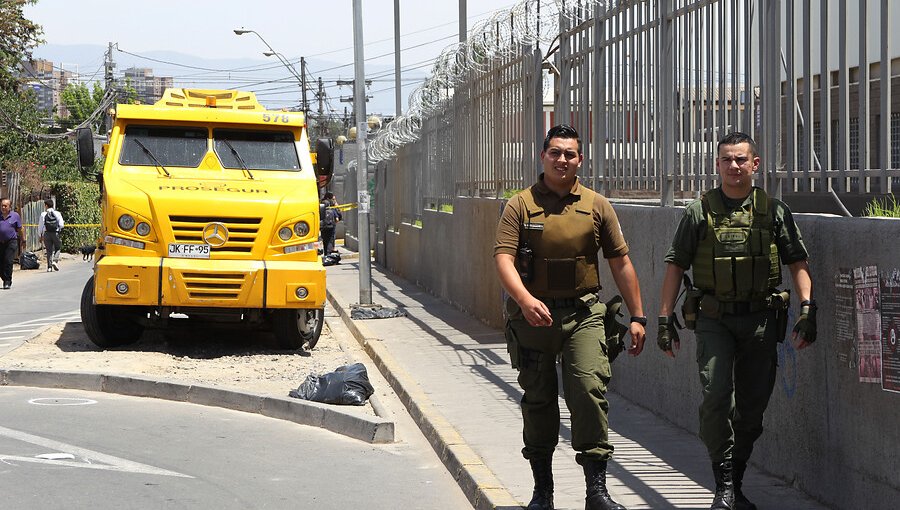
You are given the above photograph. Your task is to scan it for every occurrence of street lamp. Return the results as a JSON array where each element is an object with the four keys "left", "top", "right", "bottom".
[{"left": 233, "top": 28, "right": 308, "bottom": 116}]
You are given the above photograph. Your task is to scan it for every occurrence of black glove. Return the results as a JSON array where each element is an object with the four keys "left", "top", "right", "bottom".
[
  {"left": 657, "top": 315, "right": 680, "bottom": 353},
  {"left": 793, "top": 300, "right": 817, "bottom": 344}
]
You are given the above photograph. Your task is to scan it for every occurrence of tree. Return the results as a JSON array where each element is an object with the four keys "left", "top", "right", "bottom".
[
  {"left": 0, "top": 0, "right": 43, "bottom": 91},
  {"left": 0, "top": 86, "right": 80, "bottom": 192},
  {"left": 59, "top": 81, "right": 105, "bottom": 129}
]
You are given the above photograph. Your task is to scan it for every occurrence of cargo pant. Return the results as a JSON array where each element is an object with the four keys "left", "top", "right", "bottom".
[
  {"left": 695, "top": 309, "right": 779, "bottom": 464},
  {"left": 43, "top": 231, "right": 61, "bottom": 269},
  {"left": 506, "top": 299, "right": 613, "bottom": 465}
]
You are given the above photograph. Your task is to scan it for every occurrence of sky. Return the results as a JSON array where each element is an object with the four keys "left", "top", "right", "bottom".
[{"left": 23, "top": 0, "right": 519, "bottom": 116}]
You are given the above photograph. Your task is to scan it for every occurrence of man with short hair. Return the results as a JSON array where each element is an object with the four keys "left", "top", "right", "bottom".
[
  {"left": 39, "top": 198, "right": 64, "bottom": 272},
  {"left": 657, "top": 132, "right": 816, "bottom": 510},
  {"left": 494, "top": 124, "right": 647, "bottom": 510},
  {"left": 320, "top": 192, "right": 341, "bottom": 255},
  {"left": 0, "top": 198, "right": 25, "bottom": 289}
]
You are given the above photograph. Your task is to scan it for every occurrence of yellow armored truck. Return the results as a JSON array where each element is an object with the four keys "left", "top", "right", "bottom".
[{"left": 75, "top": 89, "right": 333, "bottom": 350}]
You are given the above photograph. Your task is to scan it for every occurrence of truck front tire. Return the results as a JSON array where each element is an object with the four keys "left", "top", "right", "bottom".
[
  {"left": 272, "top": 308, "right": 324, "bottom": 351},
  {"left": 80, "top": 276, "right": 145, "bottom": 348}
]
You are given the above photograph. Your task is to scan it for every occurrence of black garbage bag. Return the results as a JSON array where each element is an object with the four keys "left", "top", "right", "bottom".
[
  {"left": 289, "top": 363, "right": 374, "bottom": 406},
  {"left": 20, "top": 251, "right": 39, "bottom": 270},
  {"left": 322, "top": 252, "right": 341, "bottom": 266}
]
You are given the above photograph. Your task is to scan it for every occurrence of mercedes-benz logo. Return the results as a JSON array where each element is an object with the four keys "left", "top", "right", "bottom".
[{"left": 202, "top": 222, "right": 229, "bottom": 247}]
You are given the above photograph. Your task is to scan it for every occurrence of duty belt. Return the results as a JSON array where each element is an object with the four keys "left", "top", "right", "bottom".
[
  {"left": 717, "top": 300, "right": 769, "bottom": 315},
  {"left": 538, "top": 292, "right": 599, "bottom": 309}
]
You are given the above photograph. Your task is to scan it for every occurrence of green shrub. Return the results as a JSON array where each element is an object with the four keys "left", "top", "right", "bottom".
[
  {"left": 501, "top": 188, "right": 522, "bottom": 199},
  {"left": 863, "top": 194, "right": 900, "bottom": 218},
  {"left": 50, "top": 181, "right": 101, "bottom": 252}
]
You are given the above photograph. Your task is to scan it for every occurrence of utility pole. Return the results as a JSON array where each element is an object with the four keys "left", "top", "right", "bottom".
[
  {"left": 394, "top": 0, "right": 402, "bottom": 116},
  {"left": 104, "top": 42, "right": 116, "bottom": 134},
  {"left": 459, "top": 0, "right": 466, "bottom": 42},
  {"left": 318, "top": 77, "right": 325, "bottom": 119},
  {"left": 300, "top": 57, "right": 309, "bottom": 117},
  {"left": 317, "top": 77, "right": 325, "bottom": 136},
  {"left": 352, "top": 0, "right": 372, "bottom": 305}
]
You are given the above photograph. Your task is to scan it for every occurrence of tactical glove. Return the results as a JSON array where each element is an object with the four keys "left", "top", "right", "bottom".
[
  {"left": 657, "top": 315, "right": 680, "bottom": 353},
  {"left": 792, "top": 300, "right": 817, "bottom": 344}
]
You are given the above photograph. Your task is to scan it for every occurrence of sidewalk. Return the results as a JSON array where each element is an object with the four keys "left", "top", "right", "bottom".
[{"left": 325, "top": 254, "right": 831, "bottom": 510}]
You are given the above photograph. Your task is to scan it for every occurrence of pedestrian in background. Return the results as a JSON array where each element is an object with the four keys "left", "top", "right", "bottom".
[
  {"left": 657, "top": 132, "right": 816, "bottom": 510},
  {"left": 494, "top": 124, "right": 646, "bottom": 510},
  {"left": 0, "top": 198, "right": 25, "bottom": 289},
  {"left": 320, "top": 192, "right": 341, "bottom": 255},
  {"left": 39, "top": 199, "right": 64, "bottom": 272}
]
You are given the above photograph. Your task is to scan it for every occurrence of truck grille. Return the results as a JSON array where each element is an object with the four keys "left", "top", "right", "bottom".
[
  {"left": 169, "top": 215, "right": 261, "bottom": 255},
  {"left": 181, "top": 271, "right": 246, "bottom": 300}
]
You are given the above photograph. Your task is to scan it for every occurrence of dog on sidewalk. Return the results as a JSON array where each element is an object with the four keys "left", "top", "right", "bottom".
[{"left": 79, "top": 244, "right": 96, "bottom": 261}]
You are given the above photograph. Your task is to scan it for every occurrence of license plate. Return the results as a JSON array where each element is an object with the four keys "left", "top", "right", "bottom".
[{"left": 168, "top": 243, "right": 210, "bottom": 259}]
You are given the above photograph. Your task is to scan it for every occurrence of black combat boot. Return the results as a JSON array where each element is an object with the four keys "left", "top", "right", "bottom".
[
  {"left": 526, "top": 457, "right": 554, "bottom": 510},
  {"left": 710, "top": 460, "right": 735, "bottom": 510},
  {"left": 731, "top": 459, "right": 756, "bottom": 510},
  {"left": 583, "top": 459, "right": 626, "bottom": 510}
]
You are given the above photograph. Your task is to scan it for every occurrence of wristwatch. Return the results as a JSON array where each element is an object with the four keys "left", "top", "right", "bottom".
[{"left": 630, "top": 316, "right": 648, "bottom": 327}]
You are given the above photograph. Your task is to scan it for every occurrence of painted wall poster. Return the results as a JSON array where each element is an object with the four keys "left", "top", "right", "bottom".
[
  {"left": 855, "top": 265, "right": 882, "bottom": 383},
  {"left": 881, "top": 269, "right": 900, "bottom": 393},
  {"left": 834, "top": 268, "right": 856, "bottom": 368}
]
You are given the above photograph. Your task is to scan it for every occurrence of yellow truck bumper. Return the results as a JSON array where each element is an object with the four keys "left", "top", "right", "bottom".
[{"left": 93, "top": 256, "right": 325, "bottom": 309}]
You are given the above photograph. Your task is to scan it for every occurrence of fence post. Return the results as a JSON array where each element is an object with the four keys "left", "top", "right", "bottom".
[
  {"left": 761, "top": 0, "right": 783, "bottom": 198},
  {"left": 658, "top": 0, "right": 675, "bottom": 206},
  {"left": 532, "top": 45, "right": 544, "bottom": 183}
]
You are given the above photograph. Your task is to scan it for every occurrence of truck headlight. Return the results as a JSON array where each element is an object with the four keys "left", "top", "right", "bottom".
[
  {"left": 278, "top": 226, "right": 293, "bottom": 241},
  {"left": 135, "top": 222, "right": 151, "bottom": 236},
  {"left": 293, "top": 221, "right": 310, "bottom": 237},
  {"left": 118, "top": 214, "right": 136, "bottom": 231}
]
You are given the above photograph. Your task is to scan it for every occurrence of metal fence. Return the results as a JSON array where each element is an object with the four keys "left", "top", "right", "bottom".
[{"left": 369, "top": 0, "right": 898, "bottom": 224}]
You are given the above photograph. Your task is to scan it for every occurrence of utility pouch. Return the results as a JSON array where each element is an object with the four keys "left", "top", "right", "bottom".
[
  {"left": 579, "top": 292, "right": 599, "bottom": 309},
  {"left": 769, "top": 290, "right": 791, "bottom": 342},
  {"left": 700, "top": 294, "right": 722, "bottom": 319},
  {"left": 517, "top": 244, "right": 534, "bottom": 283},
  {"left": 603, "top": 295, "right": 628, "bottom": 362},
  {"left": 504, "top": 322, "right": 520, "bottom": 369},
  {"left": 546, "top": 258, "right": 576, "bottom": 290},
  {"left": 682, "top": 288, "right": 704, "bottom": 330}
]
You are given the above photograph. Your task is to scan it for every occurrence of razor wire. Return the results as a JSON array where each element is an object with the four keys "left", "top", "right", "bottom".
[{"left": 369, "top": 0, "right": 611, "bottom": 163}]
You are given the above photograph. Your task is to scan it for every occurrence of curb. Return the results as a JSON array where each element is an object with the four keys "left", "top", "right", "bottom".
[
  {"left": 327, "top": 291, "right": 522, "bottom": 510},
  {"left": 0, "top": 368, "right": 394, "bottom": 444}
]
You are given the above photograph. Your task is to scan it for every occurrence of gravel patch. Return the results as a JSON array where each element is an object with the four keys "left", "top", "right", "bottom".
[{"left": 0, "top": 318, "right": 376, "bottom": 414}]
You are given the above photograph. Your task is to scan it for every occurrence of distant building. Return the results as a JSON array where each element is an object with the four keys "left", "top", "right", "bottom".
[
  {"left": 20, "top": 58, "right": 77, "bottom": 120},
  {"left": 123, "top": 67, "right": 174, "bottom": 105}
]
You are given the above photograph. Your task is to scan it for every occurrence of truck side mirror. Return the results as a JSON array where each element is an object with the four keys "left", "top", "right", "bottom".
[
  {"left": 314, "top": 138, "right": 334, "bottom": 187},
  {"left": 76, "top": 128, "right": 96, "bottom": 173}
]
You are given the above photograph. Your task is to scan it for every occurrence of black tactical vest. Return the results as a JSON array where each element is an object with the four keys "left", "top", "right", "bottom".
[
  {"left": 516, "top": 186, "right": 600, "bottom": 298},
  {"left": 691, "top": 187, "right": 781, "bottom": 302}
]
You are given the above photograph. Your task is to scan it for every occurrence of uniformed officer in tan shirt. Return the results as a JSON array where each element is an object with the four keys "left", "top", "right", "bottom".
[{"left": 494, "top": 124, "right": 646, "bottom": 510}]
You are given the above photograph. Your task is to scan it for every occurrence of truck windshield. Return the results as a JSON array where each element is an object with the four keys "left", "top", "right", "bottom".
[
  {"left": 120, "top": 126, "right": 207, "bottom": 167},
  {"left": 213, "top": 129, "right": 300, "bottom": 171}
]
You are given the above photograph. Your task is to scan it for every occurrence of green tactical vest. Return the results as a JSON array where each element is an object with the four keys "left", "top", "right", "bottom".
[
  {"left": 691, "top": 187, "right": 782, "bottom": 302},
  {"left": 516, "top": 186, "right": 600, "bottom": 298}
]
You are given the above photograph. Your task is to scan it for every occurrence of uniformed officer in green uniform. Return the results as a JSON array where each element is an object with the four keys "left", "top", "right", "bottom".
[
  {"left": 494, "top": 125, "right": 647, "bottom": 510},
  {"left": 657, "top": 132, "right": 817, "bottom": 510}
]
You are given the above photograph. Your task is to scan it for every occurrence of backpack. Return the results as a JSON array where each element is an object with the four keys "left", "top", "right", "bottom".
[
  {"left": 44, "top": 210, "right": 59, "bottom": 233},
  {"left": 321, "top": 207, "right": 337, "bottom": 229}
]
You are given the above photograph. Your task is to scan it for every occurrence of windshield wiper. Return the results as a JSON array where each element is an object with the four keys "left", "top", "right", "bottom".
[
  {"left": 222, "top": 140, "right": 254, "bottom": 180},
  {"left": 132, "top": 139, "right": 171, "bottom": 177}
]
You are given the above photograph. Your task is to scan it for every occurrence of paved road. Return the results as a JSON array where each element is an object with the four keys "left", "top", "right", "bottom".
[
  {"left": 0, "top": 255, "right": 91, "bottom": 355},
  {"left": 0, "top": 385, "right": 470, "bottom": 509},
  {"left": 0, "top": 253, "right": 473, "bottom": 509}
]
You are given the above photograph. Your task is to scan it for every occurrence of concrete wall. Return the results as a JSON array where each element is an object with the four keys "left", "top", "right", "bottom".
[{"left": 374, "top": 196, "right": 900, "bottom": 510}]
